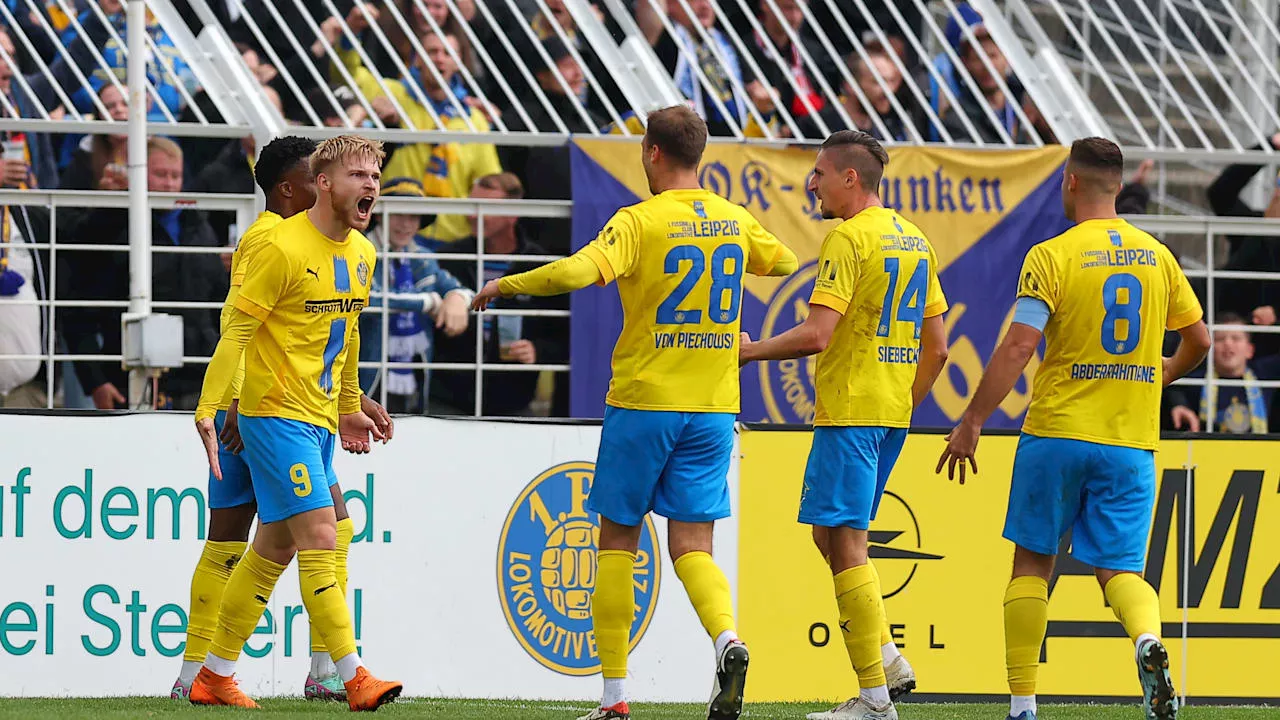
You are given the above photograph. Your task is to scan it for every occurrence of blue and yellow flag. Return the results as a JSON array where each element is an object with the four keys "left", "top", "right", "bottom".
[{"left": 569, "top": 139, "right": 1071, "bottom": 428}]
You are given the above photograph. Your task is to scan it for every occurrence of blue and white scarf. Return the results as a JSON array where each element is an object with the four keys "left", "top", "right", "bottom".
[{"left": 385, "top": 258, "right": 429, "bottom": 397}]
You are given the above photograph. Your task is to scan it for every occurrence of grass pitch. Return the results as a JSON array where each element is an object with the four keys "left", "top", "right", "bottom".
[{"left": 0, "top": 698, "right": 1276, "bottom": 719}]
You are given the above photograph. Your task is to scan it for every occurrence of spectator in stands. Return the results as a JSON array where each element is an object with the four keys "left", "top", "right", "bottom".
[
  {"left": 432, "top": 173, "right": 568, "bottom": 416},
  {"left": 343, "top": 29, "right": 502, "bottom": 247},
  {"left": 59, "top": 138, "right": 224, "bottom": 410},
  {"left": 61, "top": 84, "right": 129, "bottom": 191},
  {"left": 500, "top": 38, "right": 596, "bottom": 256},
  {"left": 64, "top": 1, "right": 195, "bottom": 121},
  {"left": 791, "top": 50, "right": 919, "bottom": 142},
  {"left": 0, "top": 202, "right": 51, "bottom": 408},
  {"left": 302, "top": 85, "right": 370, "bottom": 127},
  {"left": 740, "top": 0, "right": 827, "bottom": 126},
  {"left": 1168, "top": 312, "right": 1280, "bottom": 434},
  {"left": 359, "top": 177, "right": 472, "bottom": 413},
  {"left": 347, "top": 0, "right": 478, "bottom": 82},
  {"left": 637, "top": 0, "right": 749, "bottom": 136},
  {"left": 191, "top": 86, "right": 285, "bottom": 247},
  {"left": 937, "top": 2, "right": 1027, "bottom": 144},
  {"left": 0, "top": 26, "right": 58, "bottom": 189},
  {"left": 1206, "top": 131, "right": 1280, "bottom": 325}
]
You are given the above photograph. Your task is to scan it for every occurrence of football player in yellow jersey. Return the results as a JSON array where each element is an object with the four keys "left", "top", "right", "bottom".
[
  {"left": 189, "top": 135, "right": 402, "bottom": 711},
  {"left": 172, "top": 136, "right": 394, "bottom": 703},
  {"left": 740, "top": 131, "right": 950, "bottom": 720},
  {"left": 937, "top": 138, "right": 1210, "bottom": 720},
  {"left": 472, "top": 105, "right": 798, "bottom": 720}
]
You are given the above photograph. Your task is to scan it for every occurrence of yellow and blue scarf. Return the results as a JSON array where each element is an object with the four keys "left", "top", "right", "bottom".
[{"left": 1201, "top": 367, "right": 1268, "bottom": 433}]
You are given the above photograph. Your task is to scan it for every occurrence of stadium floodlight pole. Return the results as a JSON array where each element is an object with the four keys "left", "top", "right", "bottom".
[{"left": 126, "top": 0, "right": 151, "bottom": 409}]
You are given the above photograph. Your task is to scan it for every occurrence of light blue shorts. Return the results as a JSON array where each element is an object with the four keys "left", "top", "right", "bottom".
[
  {"left": 798, "top": 426, "right": 908, "bottom": 529},
  {"left": 588, "top": 406, "right": 735, "bottom": 527},
  {"left": 238, "top": 415, "right": 338, "bottom": 524},
  {"left": 1004, "top": 433, "right": 1156, "bottom": 572},
  {"left": 207, "top": 409, "right": 255, "bottom": 510}
]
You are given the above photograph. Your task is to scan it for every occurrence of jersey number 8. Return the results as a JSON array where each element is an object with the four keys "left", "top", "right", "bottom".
[
  {"left": 656, "top": 244, "right": 744, "bottom": 325},
  {"left": 1101, "top": 272, "right": 1143, "bottom": 355}
]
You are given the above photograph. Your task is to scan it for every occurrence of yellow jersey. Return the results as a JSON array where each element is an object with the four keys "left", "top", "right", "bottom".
[
  {"left": 809, "top": 206, "right": 947, "bottom": 427},
  {"left": 580, "top": 189, "right": 795, "bottom": 413},
  {"left": 234, "top": 212, "right": 376, "bottom": 432},
  {"left": 1018, "top": 218, "right": 1202, "bottom": 450},
  {"left": 215, "top": 211, "right": 282, "bottom": 410}
]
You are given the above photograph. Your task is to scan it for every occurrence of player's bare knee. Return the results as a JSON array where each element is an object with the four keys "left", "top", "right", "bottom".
[
  {"left": 667, "top": 520, "right": 714, "bottom": 562},
  {"left": 331, "top": 484, "right": 349, "bottom": 522},
  {"left": 1011, "top": 545, "right": 1056, "bottom": 581},
  {"left": 826, "top": 526, "right": 868, "bottom": 574},
  {"left": 207, "top": 503, "right": 257, "bottom": 542},
  {"left": 252, "top": 520, "right": 297, "bottom": 565},
  {"left": 598, "top": 516, "right": 643, "bottom": 553},
  {"left": 285, "top": 507, "right": 339, "bottom": 551}
]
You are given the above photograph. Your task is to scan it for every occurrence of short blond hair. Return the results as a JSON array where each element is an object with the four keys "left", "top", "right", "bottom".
[
  {"left": 310, "top": 135, "right": 386, "bottom": 177},
  {"left": 474, "top": 172, "right": 524, "bottom": 200},
  {"left": 147, "top": 136, "right": 183, "bottom": 162}
]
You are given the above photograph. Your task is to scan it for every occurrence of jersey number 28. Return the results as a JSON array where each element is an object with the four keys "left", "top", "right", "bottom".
[{"left": 656, "top": 244, "right": 744, "bottom": 325}]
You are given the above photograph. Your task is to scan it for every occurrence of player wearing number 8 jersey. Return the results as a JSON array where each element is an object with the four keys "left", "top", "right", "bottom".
[
  {"left": 472, "top": 105, "right": 798, "bottom": 720},
  {"left": 937, "top": 138, "right": 1210, "bottom": 720},
  {"left": 740, "top": 131, "right": 950, "bottom": 720}
]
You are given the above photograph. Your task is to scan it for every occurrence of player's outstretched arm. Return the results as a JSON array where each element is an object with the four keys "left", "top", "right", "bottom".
[
  {"left": 472, "top": 252, "right": 603, "bottom": 311},
  {"left": 912, "top": 315, "right": 949, "bottom": 408},
  {"left": 194, "top": 308, "right": 263, "bottom": 480},
  {"left": 937, "top": 322, "right": 1042, "bottom": 485},
  {"left": 1162, "top": 320, "right": 1210, "bottom": 387},
  {"left": 740, "top": 304, "right": 842, "bottom": 364}
]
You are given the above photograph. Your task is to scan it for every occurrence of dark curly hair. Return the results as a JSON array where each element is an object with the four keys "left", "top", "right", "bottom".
[{"left": 254, "top": 136, "right": 317, "bottom": 196}]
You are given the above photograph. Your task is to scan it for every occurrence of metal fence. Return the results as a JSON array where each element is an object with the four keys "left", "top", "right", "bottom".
[{"left": 0, "top": 189, "right": 569, "bottom": 416}]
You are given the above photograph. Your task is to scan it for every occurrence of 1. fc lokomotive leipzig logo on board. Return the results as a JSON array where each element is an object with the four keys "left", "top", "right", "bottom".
[
  {"left": 497, "top": 461, "right": 661, "bottom": 676},
  {"left": 760, "top": 260, "right": 820, "bottom": 423}
]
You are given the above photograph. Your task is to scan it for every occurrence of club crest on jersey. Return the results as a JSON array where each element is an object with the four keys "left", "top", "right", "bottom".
[
  {"left": 356, "top": 259, "right": 370, "bottom": 287},
  {"left": 759, "top": 260, "right": 820, "bottom": 423},
  {"left": 497, "top": 461, "right": 661, "bottom": 676}
]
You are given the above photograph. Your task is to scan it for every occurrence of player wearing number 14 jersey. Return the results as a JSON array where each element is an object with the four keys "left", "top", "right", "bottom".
[
  {"left": 937, "top": 138, "right": 1210, "bottom": 720},
  {"left": 472, "top": 105, "right": 798, "bottom": 720},
  {"left": 741, "top": 131, "right": 950, "bottom": 720}
]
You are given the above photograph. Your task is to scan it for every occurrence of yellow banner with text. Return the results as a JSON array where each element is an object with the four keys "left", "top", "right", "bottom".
[{"left": 737, "top": 430, "right": 1280, "bottom": 701}]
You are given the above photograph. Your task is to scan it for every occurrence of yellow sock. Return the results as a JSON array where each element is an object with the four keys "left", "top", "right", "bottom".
[
  {"left": 1004, "top": 576, "right": 1049, "bottom": 697},
  {"left": 298, "top": 549, "right": 357, "bottom": 662},
  {"left": 1104, "top": 573, "right": 1162, "bottom": 643},
  {"left": 208, "top": 547, "right": 286, "bottom": 663},
  {"left": 673, "top": 551, "right": 736, "bottom": 640},
  {"left": 866, "top": 561, "right": 894, "bottom": 647},
  {"left": 592, "top": 550, "right": 635, "bottom": 679},
  {"left": 311, "top": 519, "right": 356, "bottom": 653},
  {"left": 183, "top": 540, "right": 246, "bottom": 662},
  {"left": 834, "top": 564, "right": 886, "bottom": 689}
]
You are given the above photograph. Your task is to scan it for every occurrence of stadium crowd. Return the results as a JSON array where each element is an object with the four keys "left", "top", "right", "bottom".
[{"left": 0, "top": 0, "right": 1273, "bottom": 434}]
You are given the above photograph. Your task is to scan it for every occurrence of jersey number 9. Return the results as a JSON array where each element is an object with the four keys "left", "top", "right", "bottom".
[
  {"left": 656, "top": 244, "right": 744, "bottom": 325},
  {"left": 1101, "top": 272, "right": 1143, "bottom": 355}
]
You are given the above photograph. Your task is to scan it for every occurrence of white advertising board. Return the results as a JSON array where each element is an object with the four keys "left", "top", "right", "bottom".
[{"left": 0, "top": 414, "right": 739, "bottom": 700}]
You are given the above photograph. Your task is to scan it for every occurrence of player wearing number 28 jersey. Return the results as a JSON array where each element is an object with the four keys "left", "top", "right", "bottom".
[
  {"left": 472, "top": 106, "right": 798, "bottom": 720},
  {"left": 938, "top": 138, "right": 1210, "bottom": 720}
]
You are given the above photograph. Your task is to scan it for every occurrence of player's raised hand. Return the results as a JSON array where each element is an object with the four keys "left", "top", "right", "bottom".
[
  {"left": 339, "top": 411, "right": 385, "bottom": 454},
  {"left": 218, "top": 399, "right": 244, "bottom": 454},
  {"left": 197, "top": 417, "right": 222, "bottom": 481},
  {"left": 471, "top": 279, "right": 504, "bottom": 312},
  {"left": 936, "top": 422, "right": 980, "bottom": 485},
  {"left": 360, "top": 394, "right": 394, "bottom": 443}
]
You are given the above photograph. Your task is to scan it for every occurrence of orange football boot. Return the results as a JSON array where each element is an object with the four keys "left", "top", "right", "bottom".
[
  {"left": 189, "top": 667, "right": 260, "bottom": 709},
  {"left": 344, "top": 666, "right": 403, "bottom": 711}
]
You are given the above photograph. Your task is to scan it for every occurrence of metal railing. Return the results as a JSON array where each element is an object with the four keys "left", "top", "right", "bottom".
[
  {"left": 0, "top": 190, "right": 570, "bottom": 417},
  {"left": 1128, "top": 214, "right": 1280, "bottom": 435}
]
